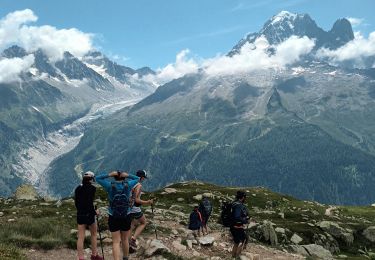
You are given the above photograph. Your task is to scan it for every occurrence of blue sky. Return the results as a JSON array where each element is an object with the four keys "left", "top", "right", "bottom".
[{"left": 0, "top": 0, "right": 374, "bottom": 69}]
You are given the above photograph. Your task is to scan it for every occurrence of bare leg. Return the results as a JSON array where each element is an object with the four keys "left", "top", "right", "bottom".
[
  {"left": 236, "top": 242, "right": 244, "bottom": 256},
  {"left": 232, "top": 243, "right": 239, "bottom": 258},
  {"left": 112, "top": 231, "right": 121, "bottom": 260},
  {"left": 121, "top": 230, "right": 131, "bottom": 258},
  {"left": 133, "top": 215, "right": 147, "bottom": 240},
  {"left": 77, "top": 224, "right": 86, "bottom": 260},
  {"left": 89, "top": 222, "right": 98, "bottom": 256}
]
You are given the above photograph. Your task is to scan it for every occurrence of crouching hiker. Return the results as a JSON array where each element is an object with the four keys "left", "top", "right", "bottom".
[
  {"left": 128, "top": 170, "right": 154, "bottom": 250},
  {"left": 188, "top": 206, "right": 203, "bottom": 238},
  {"left": 230, "top": 190, "right": 250, "bottom": 258},
  {"left": 96, "top": 171, "right": 139, "bottom": 260},
  {"left": 74, "top": 171, "right": 103, "bottom": 260}
]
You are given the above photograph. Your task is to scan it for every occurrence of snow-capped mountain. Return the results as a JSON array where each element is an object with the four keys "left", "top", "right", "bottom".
[
  {"left": 44, "top": 12, "right": 375, "bottom": 205},
  {"left": 229, "top": 11, "right": 354, "bottom": 56},
  {"left": 0, "top": 46, "right": 156, "bottom": 197}
]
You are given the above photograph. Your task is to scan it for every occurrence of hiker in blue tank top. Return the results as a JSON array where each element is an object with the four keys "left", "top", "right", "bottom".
[{"left": 96, "top": 171, "right": 139, "bottom": 260}]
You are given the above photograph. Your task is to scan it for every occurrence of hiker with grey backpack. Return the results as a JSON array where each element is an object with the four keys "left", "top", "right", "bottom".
[
  {"left": 198, "top": 195, "right": 212, "bottom": 235},
  {"left": 96, "top": 171, "right": 139, "bottom": 260}
]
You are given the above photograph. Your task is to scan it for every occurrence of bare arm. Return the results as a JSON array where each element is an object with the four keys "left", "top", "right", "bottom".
[{"left": 134, "top": 185, "right": 153, "bottom": 206}]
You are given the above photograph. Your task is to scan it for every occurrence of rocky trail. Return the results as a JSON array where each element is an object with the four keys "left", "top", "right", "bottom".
[{"left": 26, "top": 230, "right": 304, "bottom": 260}]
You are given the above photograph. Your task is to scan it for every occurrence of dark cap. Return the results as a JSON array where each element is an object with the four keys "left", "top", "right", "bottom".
[
  {"left": 236, "top": 190, "right": 246, "bottom": 200},
  {"left": 136, "top": 170, "right": 148, "bottom": 179}
]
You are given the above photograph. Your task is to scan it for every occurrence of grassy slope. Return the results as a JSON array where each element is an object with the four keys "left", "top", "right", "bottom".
[{"left": 1, "top": 182, "right": 375, "bottom": 259}]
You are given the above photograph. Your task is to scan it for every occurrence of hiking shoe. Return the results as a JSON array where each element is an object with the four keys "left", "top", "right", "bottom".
[
  {"left": 129, "top": 246, "right": 136, "bottom": 254},
  {"left": 91, "top": 255, "right": 103, "bottom": 260},
  {"left": 129, "top": 237, "right": 137, "bottom": 248}
]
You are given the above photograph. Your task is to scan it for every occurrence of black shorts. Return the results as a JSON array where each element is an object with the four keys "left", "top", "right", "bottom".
[
  {"left": 129, "top": 211, "right": 144, "bottom": 220},
  {"left": 77, "top": 214, "right": 95, "bottom": 226},
  {"left": 230, "top": 227, "right": 247, "bottom": 244},
  {"left": 108, "top": 215, "right": 132, "bottom": 232}
]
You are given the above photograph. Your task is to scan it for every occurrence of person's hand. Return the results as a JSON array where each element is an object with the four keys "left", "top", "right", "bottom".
[
  {"left": 119, "top": 172, "right": 128, "bottom": 178},
  {"left": 109, "top": 171, "right": 119, "bottom": 177},
  {"left": 149, "top": 199, "right": 154, "bottom": 205}
]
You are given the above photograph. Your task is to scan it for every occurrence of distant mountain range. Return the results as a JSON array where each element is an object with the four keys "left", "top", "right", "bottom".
[
  {"left": 42, "top": 11, "right": 375, "bottom": 205},
  {"left": 2, "top": 11, "right": 375, "bottom": 206},
  {"left": 0, "top": 46, "right": 155, "bottom": 196}
]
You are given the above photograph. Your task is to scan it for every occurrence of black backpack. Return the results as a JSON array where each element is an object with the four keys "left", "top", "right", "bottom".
[
  {"left": 220, "top": 201, "right": 234, "bottom": 227},
  {"left": 110, "top": 181, "right": 130, "bottom": 218}
]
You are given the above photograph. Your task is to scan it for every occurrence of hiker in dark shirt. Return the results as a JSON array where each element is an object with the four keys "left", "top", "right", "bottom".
[
  {"left": 230, "top": 190, "right": 249, "bottom": 258},
  {"left": 198, "top": 195, "right": 212, "bottom": 235},
  {"left": 74, "top": 171, "right": 103, "bottom": 260},
  {"left": 188, "top": 206, "right": 203, "bottom": 238}
]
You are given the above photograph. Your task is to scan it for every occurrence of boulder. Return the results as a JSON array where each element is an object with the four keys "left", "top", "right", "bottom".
[
  {"left": 177, "top": 198, "right": 184, "bottom": 202},
  {"left": 186, "top": 240, "right": 193, "bottom": 249},
  {"left": 261, "top": 221, "right": 278, "bottom": 246},
  {"left": 193, "top": 194, "right": 203, "bottom": 201},
  {"left": 55, "top": 200, "right": 62, "bottom": 207},
  {"left": 290, "top": 245, "right": 309, "bottom": 256},
  {"left": 13, "top": 185, "right": 38, "bottom": 201},
  {"left": 102, "top": 238, "right": 112, "bottom": 244},
  {"left": 144, "top": 239, "right": 170, "bottom": 257},
  {"left": 318, "top": 221, "right": 353, "bottom": 245},
  {"left": 202, "top": 192, "right": 213, "bottom": 198},
  {"left": 164, "top": 188, "right": 177, "bottom": 194},
  {"left": 199, "top": 236, "right": 215, "bottom": 246},
  {"left": 172, "top": 240, "right": 186, "bottom": 251},
  {"left": 363, "top": 226, "right": 375, "bottom": 242},
  {"left": 291, "top": 233, "right": 303, "bottom": 244},
  {"left": 303, "top": 244, "right": 333, "bottom": 259},
  {"left": 0, "top": 212, "right": 4, "bottom": 217},
  {"left": 275, "top": 227, "right": 285, "bottom": 234}
]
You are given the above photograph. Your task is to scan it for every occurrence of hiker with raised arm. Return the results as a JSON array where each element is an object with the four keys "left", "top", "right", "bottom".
[
  {"left": 96, "top": 170, "right": 139, "bottom": 260},
  {"left": 230, "top": 190, "right": 249, "bottom": 258},
  {"left": 128, "top": 170, "right": 154, "bottom": 250},
  {"left": 74, "top": 171, "right": 103, "bottom": 260},
  {"left": 198, "top": 194, "right": 212, "bottom": 235}
]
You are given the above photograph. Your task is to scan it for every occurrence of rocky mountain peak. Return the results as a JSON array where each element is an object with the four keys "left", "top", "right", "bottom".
[
  {"left": 229, "top": 11, "right": 355, "bottom": 56},
  {"left": 1, "top": 45, "right": 27, "bottom": 58},
  {"left": 329, "top": 18, "right": 354, "bottom": 44}
]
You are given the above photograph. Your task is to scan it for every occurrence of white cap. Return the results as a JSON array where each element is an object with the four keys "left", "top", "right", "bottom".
[{"left": 83, "top": 171, "right": 95, "bottom": 178}]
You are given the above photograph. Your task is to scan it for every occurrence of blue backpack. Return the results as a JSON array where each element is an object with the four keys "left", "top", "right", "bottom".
[{"left": 110, "top": 181, "right": 130, "bottom": 218}]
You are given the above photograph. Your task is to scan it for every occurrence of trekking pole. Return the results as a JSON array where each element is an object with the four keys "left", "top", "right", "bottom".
[
  {"left": 150, "top": 198, "right": 158, "bottom": 239},
  {"left": 95, "top": 206, "right": 105, "bottom": 260}
]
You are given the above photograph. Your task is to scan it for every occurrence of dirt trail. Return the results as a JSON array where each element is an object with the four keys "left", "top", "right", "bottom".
[{"left": 26, "top": 218, "right": 304, "bottom": 259}]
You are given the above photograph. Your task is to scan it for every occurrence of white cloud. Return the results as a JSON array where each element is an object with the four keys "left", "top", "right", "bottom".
[
  {"left": 204, "top": 35, "right": 315, "bottom": 76},
  {"left": 0, "top": 9, "right": 93, "bottom": 61},
  {"left": 317, "top": 31, "right": 375, "bottom": 68},
  {"left": 347, "top": 17, "right": 364, "bottom": 27},
  {"left": 142, "top": 36, "right": 315, "bottom": 85},
  {"left": 0, "top": 54, "right": 35, "bottom": 83},
  {"left": 142, "top": 49, "right": 199, "bottom": 85}
]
